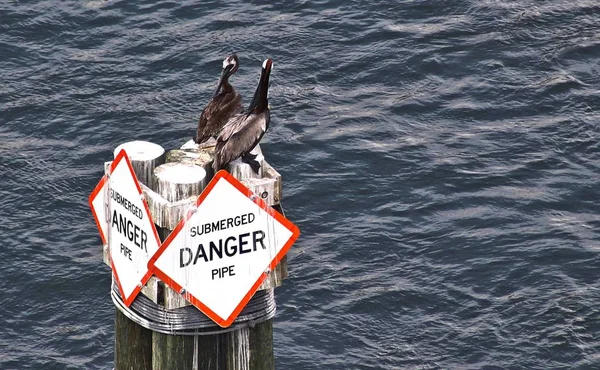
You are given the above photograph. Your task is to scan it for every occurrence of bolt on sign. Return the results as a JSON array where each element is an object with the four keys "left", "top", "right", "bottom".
[
  {"left": 89, "top": 149, "right": 162, "bottom": 306},
  {"left": 148, "top": 170, "right": 300, "bottom": 327}
]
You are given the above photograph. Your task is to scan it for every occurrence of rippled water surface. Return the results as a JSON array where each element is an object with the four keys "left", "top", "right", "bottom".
[{"left": 1, "top": 0, "right": 599, "bottom": 369}]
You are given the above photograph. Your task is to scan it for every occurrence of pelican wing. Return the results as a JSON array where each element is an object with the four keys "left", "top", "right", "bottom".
[
  {"left": 213, "top": 112, "right": 269, "bottom": 170},
  {"left": 215, "top": 112, "right": 250, "bottom": 142},
  {"left": 195, "top": 91, "right": 242, "bottom": 143}
]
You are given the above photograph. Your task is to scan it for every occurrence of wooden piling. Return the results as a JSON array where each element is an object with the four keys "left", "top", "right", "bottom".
[
  {"left": 107, "top": 140, "right": 284, "bottom": 370},
  {"left": 111, "top": 141, "right": 164, "bottom": 370},
  {"left": 114, "top": 141, "right": 166, "bottom": 189},
  {"left": 114, "top": 309, "right": 153, "bottom": 370}
]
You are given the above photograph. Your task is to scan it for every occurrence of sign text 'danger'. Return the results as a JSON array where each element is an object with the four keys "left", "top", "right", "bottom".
[
  {"left": 149, "top": 171, "right": 299, "bottom": 327},
  {"left": 181, "top": 213, "right": 267, "bottom": 272}
]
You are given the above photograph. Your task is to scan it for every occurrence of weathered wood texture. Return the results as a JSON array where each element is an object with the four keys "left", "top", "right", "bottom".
[
  {"left": 112, "top": 142, "right": 164, "bottom": 370},
  {"left": 152, "top": 333, "right": 197, "bottom": 370},
  {"left": 155, "top": 162, "right": 207, "bottom": 202},
  {"left": 138, "top": 146, "right": 287, "bottom": 309},
  {"left": 150, "top": 226, "right": 197, "bottom": 370},
  {"left": 151, "top": 220, "right": 274, "bottom": 369},
  {"left": 103, "top": 160, "right": 287, "bottom": 307},
  {"left": 149, "top": 143, "right": 276, "bottom": 370},
  {"left": 170, "top": 141, "right": 215, "bottom": 179},
  {"left": 227, "top": 145, "right": 265, "bottom": 179},
  {"left": 114, "top": 140, "right": 166, "bottom": 188},
  {"left": 247, "top": 319, "right": 275, "bottom": 370},
  {"left": 110, "top": 140, "right": 282, "bottom": 370},
  {"left": 151, "top": 320, "right": 273, "bottom": 370},
  {"left": 114, "top": 308, "right": 153, "bottom": 370}
]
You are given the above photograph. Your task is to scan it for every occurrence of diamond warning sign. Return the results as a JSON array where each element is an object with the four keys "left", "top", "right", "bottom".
[
  {"left": 89, "top": 149, "right": 161, "bottom": 306},
  {"left": 148, "top": 170, "right": 300, "bottom": 327},
  {"left": 89, "top": 175, "right": 109, "bottom": 245}
]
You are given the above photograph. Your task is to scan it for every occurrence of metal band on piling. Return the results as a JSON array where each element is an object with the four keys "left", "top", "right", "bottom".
[{"left": 111, "top": 281, "right": 276, "bottom": 335}]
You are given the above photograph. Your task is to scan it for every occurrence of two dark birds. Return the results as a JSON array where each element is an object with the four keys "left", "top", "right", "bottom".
[{"left": 194, "top": 54, "right": 273, "bottom": 174}]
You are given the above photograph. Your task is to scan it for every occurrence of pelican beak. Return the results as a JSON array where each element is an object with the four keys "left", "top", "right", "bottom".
[{"left": 221, "top": 64, "right": 234, "bottom": 76}]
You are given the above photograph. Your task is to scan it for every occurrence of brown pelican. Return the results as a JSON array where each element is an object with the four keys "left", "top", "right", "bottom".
[
  {"left": 212, "top": 59, "right": 273, "bottom": 174},
  {"left": 194, "top": 54, "right": 243, "bottom": 144}
]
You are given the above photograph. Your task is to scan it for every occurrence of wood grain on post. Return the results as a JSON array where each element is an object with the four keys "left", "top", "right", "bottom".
[
  {"left": 155, "top": 162, "right": 207, "bottom": 202},
  {"left": 151, "top": 321, "right": 273, "bottom": 370},
  {"left": 149, "top": 161, "right": 207, "bottom": 370},
  {"left": 114, "top": 140, "right": 166, "bottom": 188},
  {"left": 227, "top": 144, "right": 265, "bottom": 179},
  {"left": 144, "top": 162, "right": 208, "bottom": 309},
  {"left": 112, "top": 141, "right": 165, "bottom": 370},
  {"left": 109, "top": 141, "right": 282, "bottom": 370},
  {"left": 115, "top": 309, "right": 153, "bottom": 370},
  {"left": 103, "top": 144, "right": 288, "bottom": 293},
  {"left": 150, "top": 146, "right": 275, "bottom": 370}
]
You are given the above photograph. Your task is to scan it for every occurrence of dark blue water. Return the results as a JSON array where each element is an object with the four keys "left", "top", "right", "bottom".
[{"left": 1, "top": 1, "right": 599, "bottom": 369}]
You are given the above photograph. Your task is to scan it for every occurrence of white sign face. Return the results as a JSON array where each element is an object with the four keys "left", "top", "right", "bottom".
[
  {"left": 148, "top": 170, "right": 300, "bottom": 327},
  {"left": 105, "top": 149, "right": 161, "bottom": 306}
]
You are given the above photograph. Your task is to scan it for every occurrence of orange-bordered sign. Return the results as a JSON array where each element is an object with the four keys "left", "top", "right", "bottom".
[
  {"left": 88, "top": 149, "right": 162, "bottom": 306},
  {"left": 148, "top": 170, "right": 300, "bottom": 327},
  {"left": 89, "top": 175, "right": 108, "bottom": 245}
]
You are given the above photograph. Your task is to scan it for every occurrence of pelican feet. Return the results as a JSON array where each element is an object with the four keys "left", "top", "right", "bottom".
[{"left": 242, "top": 152, "right": 261, "bottom": 174}]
